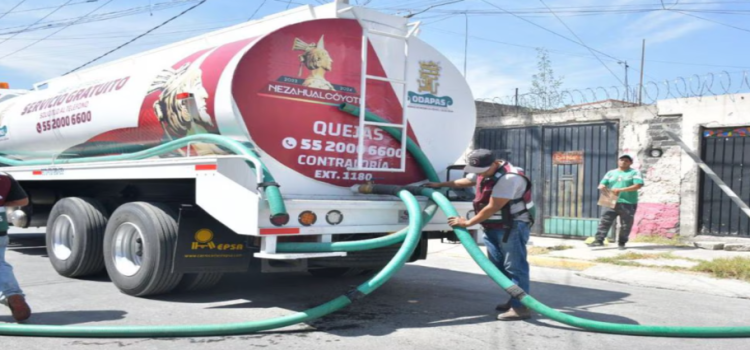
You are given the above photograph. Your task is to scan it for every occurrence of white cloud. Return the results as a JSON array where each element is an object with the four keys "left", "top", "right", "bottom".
[
  {"left": 443, "top": 51, "right": 535, "bottom": 99},
  {"left": 649, "top": 20, "right": 709, "bottom": 45},
  {"left": 621, "top": 3, "right": 716, "bottom": 46},
  {"left": 444, "top": 48, "right": 623, "bottom": 100},
  {"left": 0, "top": 0, "right": 225, "bottom": 86}
]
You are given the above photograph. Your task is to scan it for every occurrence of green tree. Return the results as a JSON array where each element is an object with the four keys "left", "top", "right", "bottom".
[{"left": 529, "top": 48, "right": 564, "bottom": 110}]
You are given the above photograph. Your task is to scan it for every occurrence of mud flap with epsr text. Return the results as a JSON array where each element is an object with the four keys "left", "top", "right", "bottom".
[{"left": 172, "top": 205, "right": 253, "bottom": 274}]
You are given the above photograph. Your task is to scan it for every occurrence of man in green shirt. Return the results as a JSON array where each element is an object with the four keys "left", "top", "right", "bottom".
[{"left": 588, "top": 154, "right": 644, "bottom": 249}]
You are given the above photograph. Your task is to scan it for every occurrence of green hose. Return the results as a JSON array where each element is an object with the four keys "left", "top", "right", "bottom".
[
  {"left": 2, "top": 110, "right": 745, "bottom": 338},
  {"left": 0, "top": 189, "right": 424, "bottom": 337},
  {"left": 339, "top": 103, "right": 440, "bottom": 183},
  {"left": 277, "top": 202, "right": 437, "bottom": 253},
  {"left": 0, "top": 134, "right": 288, "bottom": 225},
  {"left": 418, "top": 187, "right": 750, "bottom": 338}
]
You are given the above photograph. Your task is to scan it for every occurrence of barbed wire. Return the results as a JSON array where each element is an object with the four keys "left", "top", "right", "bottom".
[{"left": 477, "top": 70, "right": 750, "bottom": 113}]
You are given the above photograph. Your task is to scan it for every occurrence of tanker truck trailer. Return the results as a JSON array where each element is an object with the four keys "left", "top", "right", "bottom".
[{"left": 0, "top": 1, "right": 478, "bottom": 297}]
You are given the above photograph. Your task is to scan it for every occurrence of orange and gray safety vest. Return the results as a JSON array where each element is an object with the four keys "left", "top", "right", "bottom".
[{"left": 472, "top": 162, "right": 535, "bottom": 234}]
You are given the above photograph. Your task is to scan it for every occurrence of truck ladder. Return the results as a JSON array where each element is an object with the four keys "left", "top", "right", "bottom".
[{"left": 338, "top": 6, "right": 420, "bottom": 173}]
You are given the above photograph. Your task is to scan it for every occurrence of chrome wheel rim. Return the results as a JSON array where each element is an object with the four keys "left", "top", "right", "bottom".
[
  {"left": 51, "top": 215, "right": 75, "bottom": 261},
  {"left": 113, "top": 222, "right": 145, "bottom": 277}
]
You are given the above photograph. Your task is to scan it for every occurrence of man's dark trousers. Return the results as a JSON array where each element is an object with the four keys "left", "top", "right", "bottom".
[{"left": 595, "top": 203, "right": 638, "bottom": 244}]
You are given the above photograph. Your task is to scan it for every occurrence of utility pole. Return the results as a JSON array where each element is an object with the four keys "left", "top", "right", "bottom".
[
  {"left": 463, "top": 13, "right": 468, "bottom": 77},
  {"left": 619, "top": 60, "right": 630, "bottom": 102},
  {"left": 638, "top": 39, "right": 646, "bottom": 105}
]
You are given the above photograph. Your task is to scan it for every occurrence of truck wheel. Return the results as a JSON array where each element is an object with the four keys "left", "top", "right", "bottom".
[
  {"left": 176, "top": 273, "right": 224, "bottom": 292},
  {"left": 103, "top": 202, "right": 183, "bottom": 297},
  {"left": 46, "top": 197, "right": 108, "bottom": 277}
]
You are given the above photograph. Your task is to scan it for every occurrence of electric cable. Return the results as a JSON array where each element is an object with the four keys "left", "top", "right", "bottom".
[
  {"left": 0, "top": 0, "right": 114, "bottom": 60},
  {"left": 537, "top": 0, "right": 624, "bottom": 86},
  {"left": 63, "top": 0, "right": 208, "bottom": 75},
  {"left": 248, "top": 0, "right": 268, "bottom": 20},
  {"left": 0, "top": 0, "right": 73, "bottom": 47},
  {"left": 0, "top": 0, "right": 27, "bottom": 22}
]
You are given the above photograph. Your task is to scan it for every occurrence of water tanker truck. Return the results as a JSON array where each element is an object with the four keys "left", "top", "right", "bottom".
[{"left": 0, "top": 0, "right": 478, "bottom": 297}]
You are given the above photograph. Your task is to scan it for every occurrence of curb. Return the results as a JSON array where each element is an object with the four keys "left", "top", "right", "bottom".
[{"left": 528, "top": 256, "right": 596, "bottom": 271}]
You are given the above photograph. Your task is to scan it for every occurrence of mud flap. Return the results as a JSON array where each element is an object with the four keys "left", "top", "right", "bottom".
[
  {"left": 409, "top": 233, "right": 429, "bottom": 262},
  {"left": 172, "top": 205, "right": 252, "bottom": 274}
]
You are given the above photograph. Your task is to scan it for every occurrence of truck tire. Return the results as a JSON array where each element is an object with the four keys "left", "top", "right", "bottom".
[
  {"left": 103, "top": 202, "right": 183, "bottom": 297},
  {"left": 176, "top": 273, "right": 224, "bottom": 292},
  {"left": 46, "top": 197, "right": 108, "bottom": 277}
]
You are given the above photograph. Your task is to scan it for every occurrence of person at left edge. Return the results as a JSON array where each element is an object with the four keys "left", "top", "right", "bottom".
[
  {"left": 425, "top": 149, "right": 533, "bottom": 321},
  {"left": 0, "top": 172, "right": 31, "bottom": 323}
]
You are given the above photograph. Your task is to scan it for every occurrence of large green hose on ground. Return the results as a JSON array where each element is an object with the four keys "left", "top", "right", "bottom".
[
  {"left": 288, "top": 105, "right": 750, "bottom": 337},
  {"left": 3, "top": 110, "right": 749, "bottom": 338},
  {"left": 415, "top": 187, "right": 750, "bottom": 338},
  {"left": 0, "top": 134, "right": 288, "bottom": 225},
  {"left": 0, "top": 189, "right": 425, "bottom": 337}
]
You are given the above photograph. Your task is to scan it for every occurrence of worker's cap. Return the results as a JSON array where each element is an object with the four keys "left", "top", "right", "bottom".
[
  {"left": 619, "top": 154, "right": 634, "bottom": 162},
  {"left": 464, "top": 149, "right": 496, "bottom": 174}
]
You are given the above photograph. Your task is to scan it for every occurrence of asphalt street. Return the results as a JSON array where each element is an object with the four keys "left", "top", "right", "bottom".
[{"left": 2, "top": 233, "right": 750, "bottom": 350}]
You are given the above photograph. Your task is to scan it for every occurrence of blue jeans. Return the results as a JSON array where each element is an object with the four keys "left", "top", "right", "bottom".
[
  {"left": 0, "top": 235, "right": 24, "bottom": 305},
  {"left": 483, "top": 221, "right": 530, "bottom": 309}
]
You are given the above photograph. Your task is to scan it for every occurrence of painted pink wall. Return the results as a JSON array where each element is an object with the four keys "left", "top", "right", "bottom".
[{"left": 631, "top": 203, "right": 680, "bottom": 238}]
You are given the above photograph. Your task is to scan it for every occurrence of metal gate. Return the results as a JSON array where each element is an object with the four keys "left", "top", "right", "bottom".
[
  {"left": 475, "top": 123, "right": 618, "bottom": 237},
  {"left": 543, "top": 124, "right": 618, "bottom": 237},
  {"left": 699, "top": 127, "right": 750, "bottom": 236}
]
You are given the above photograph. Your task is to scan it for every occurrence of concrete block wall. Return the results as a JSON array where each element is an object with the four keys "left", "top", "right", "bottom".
[
  {"left": 475, "top": 94, "right": 750, "bottom": 237},
  {"left": 659, "top": 93, "right": 750, "bottom": 237}
]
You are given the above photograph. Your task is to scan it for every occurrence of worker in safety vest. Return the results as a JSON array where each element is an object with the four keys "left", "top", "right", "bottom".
[
  {"left": 0, "top": 172, "right": 31, "bottom": 322},
  {"left": 426, "top": 149, "right": 534, "bottom": 321}
]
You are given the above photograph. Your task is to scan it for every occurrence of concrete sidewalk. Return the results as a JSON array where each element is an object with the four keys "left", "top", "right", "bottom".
[
  {"left": 429, "top": 236, "right": 750, "bottom": 300},
  {"left": 529, "top": 236, "right": 750, "bottom": 299}
]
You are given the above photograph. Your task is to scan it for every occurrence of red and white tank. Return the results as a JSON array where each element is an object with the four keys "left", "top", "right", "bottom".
[{"left": 0, "top": 2, "right": 476, "bottom": 197}]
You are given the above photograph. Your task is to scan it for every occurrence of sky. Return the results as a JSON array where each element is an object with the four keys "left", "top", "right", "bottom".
[{"left": 0, "top": 0, "right": 748, "bottom": 103}]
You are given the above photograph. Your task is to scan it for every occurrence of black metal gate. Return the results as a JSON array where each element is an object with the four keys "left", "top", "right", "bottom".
[
  {"left": 699, "top": 127, "right": 750, "bottom": 236},
  {"left": 542, "top": 124, "right": 618, "bottom": 237},
  {"left": 475, "top": 123, "right": 618, "bottom": 237}
]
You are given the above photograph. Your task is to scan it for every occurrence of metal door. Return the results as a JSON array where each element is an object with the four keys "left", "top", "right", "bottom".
[
  {"left": 475, "top": 123, "right": 618, "bottom": 237},
  {"left": 542, "top": 123, "right": 618, "bottom": 237},
  {"left": 699, "top": 127, "right": 750, "bottom": 236}
]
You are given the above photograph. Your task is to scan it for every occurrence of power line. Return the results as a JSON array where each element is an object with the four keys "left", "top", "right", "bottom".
[
  {"left": 382, "top": 1, "right": 750, "bottom": 12},
  {"left": 0, "top": 24, "right": 234, "bottom": 41},
  {"left": 673, "top": 9, "right": 750, "bottom": 33},
  {"left": 0, "top": 0, "right": 114, "bottom": 60},
  {"left": 64, "top": 0, "right": 208, "bottom": 75},
  {"left": 537, "top": 0, "right": 624, "bottom": 86},
  {"left": 0, "top": 0, "right": 72, "bottom": 47},
  {"left": 0, "top": 1, "right": 98, "bottom": 18},
  {"left": 248, "top": 0, "right": 268, "bottom": 20},
  {"left": 432, "top": 28, "right": 597, "bottom": 58},
  {"left": 404, "top": 0, "right": 464, "bottom": 18},
  {"left": 430, "top": 27, "right": 747, "bottom": 73},
  {"left": 0, "top": 0, "right": 27, "bottom": 22},
  {"left": 477, "top": 0, "right": 621, "bottom": 62},
  {"left": 642, "top": 59, "right": 750, "bottom": 69},
  {"left": 385, "top": 2, "right": 750, "bottom": 19},
  {"left": 0, "top": 0, "right": 203, "bottom": 36},
  {"left": 660, "top": 0, "right": 679, "bottom": 10}
]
